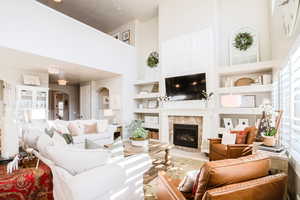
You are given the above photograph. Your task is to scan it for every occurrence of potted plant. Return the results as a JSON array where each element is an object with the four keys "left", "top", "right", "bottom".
[
  {"left": 127, "top": 120, "right": 149, "bottom": 147},
  {"left": 200, "top": 91, "right": 214, "bottom": 108},
  {"left": 262, "top": 127, "right": 277, "bottom": 147}
]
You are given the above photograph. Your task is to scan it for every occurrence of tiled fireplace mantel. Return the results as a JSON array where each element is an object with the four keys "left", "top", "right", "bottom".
[{"left": 160, "top": 108, "right": 218, "bottom": 153}]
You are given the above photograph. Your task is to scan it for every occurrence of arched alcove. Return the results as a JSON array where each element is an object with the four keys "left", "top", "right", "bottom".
[{"left": 98, "top": 87, "right": 110, "bottom": 111}]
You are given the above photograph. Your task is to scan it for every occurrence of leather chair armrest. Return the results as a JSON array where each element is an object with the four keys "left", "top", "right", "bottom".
[
  {"left": 202, "top": 173, "right": 287, "bottom": 200},
  {"left": 208, "top": 138, "right": 222, "bottom": 145},
  {"left": 226, "top": 144, "right": 252, "bottom": 158}
]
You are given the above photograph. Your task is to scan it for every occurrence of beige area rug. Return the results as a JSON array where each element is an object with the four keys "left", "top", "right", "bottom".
[{"left": 143, "top": 154, "right": 205, "bottom": 200}]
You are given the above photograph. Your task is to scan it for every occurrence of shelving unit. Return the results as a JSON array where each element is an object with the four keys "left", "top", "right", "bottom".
[
  {"left": 216, "top": 60, "right": 278, "bottom": 128},
  {"left": 133, "top": 80, "right": 160, "bottom": 141}
]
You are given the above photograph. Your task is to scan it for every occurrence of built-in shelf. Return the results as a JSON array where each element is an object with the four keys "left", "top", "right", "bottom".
[
  {"left": 218, "top": 108, "right": 262, "bottom": 115},
  {"left": 218, "top": 60, "right": 278, "bottom": 76},
  {"left": 142, "top": 123, "right": 160, "bottom": 129},
  {"left": 134, "top": 80, "right": 159, "bottom": 86},
  {"left": 134, "top": 109, "right": 160, "bottom": 114},
  {"left": 217, "top": 84, "right": 273, "bottom": 94},
  {"left": 134, "top": 93, "right": 160, "bottom": 99}
]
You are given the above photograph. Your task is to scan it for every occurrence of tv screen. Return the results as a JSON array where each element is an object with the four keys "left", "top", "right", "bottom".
[{"left": 165, "top": 73, "right": 206, "bottom": 101}]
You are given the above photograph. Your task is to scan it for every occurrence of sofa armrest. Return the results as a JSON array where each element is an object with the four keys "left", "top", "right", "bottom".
[
  {"left": 226, "top": 144, "right": 252, "bottom": 158},
  {"left": 202, "top": 173, "right": 287, "bottom": 200},
  {"left": 156, "top": 171, "right": 186, "bottom": 200},
  {"left": 66, "top": 163, "right": 126, "bottom": 200}
]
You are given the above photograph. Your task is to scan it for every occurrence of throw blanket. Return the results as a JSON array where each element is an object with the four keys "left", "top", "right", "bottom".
[{"left": 0, "top": 161, "right": 53, "bottom": 200}]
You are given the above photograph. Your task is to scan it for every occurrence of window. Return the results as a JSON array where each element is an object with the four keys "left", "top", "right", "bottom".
[{"left": 278, "top": 45, "right": 300, "bottom": 161}]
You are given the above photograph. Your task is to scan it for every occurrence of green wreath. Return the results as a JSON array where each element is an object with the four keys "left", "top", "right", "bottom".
[
  {"left": 147, "top": 51, "right": 159, "bottom": 68},
  {"left": 233, "top": 32, "right": 253, "bottom": 51}
]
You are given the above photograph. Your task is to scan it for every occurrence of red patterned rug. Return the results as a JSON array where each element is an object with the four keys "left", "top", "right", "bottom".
[{"left": 0, "top": 161, "right": 53, "bottom": 200}]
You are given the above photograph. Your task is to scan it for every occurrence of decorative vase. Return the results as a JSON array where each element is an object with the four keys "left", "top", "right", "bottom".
[{"left": 263, "top": 135, "right": 276, "bottom": 147}]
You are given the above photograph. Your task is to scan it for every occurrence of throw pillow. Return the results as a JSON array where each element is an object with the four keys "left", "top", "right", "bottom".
[
  {"left": 68, "top": 122, "right": 84, "bottom": 136},
  {"left": 36, "top": 133, "right": 54, "bottom": 159},
  {"left": 46, "top": 146, "right": 111, "bottom": 175},
  {"left": 45, "top": 127, "right": 55, "bottom": 137},
  {"left": 178, "top": 170, "right": 200, "bottom": 193},
  {"left": 221, "top": 133, "right": 236, "bottom": 145},
  {"left": 230, "top": 131, "right": 248, "bottom": 144},
  {"left": 84, "top": 123, "right": 97, "bottom": 134},
  {"left": 55, "top": 123, "right": 70, "bottom": 134},
  {"left": 97, "top": 120, "right": 108, "bottom": 133}
]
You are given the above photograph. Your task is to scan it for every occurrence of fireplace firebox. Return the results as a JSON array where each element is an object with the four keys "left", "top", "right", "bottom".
[{"left": 173, "top": 124, "right": 198, "bottom": 149}]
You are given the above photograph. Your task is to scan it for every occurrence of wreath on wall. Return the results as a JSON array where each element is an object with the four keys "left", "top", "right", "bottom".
[
  {"left": 233, "top": 32, "right": 253, "bottom": 51},
  {"left": 147, "top": 51, "right": 159, "bottom": 68}
]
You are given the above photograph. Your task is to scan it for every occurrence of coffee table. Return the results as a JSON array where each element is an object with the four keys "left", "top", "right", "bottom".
[{"left": 124, "top": 140, "right": 173, "bottom": 168}]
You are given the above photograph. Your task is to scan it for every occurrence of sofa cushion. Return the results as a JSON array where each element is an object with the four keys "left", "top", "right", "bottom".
[
  {"left": 97, "top": 120, "right": 108, "bottom": 133},
  {"left": 85, "top": 133, "right": 110, "bottom": 141},
  {"left": 211, "top": 144, "right": 227, "bottom": 156},
  {"left": 245, "top": 127, "right": 258, "bottom": 144},
  {"left": 84, "top": 123, "right": 97, "bottom": 134},
  {"left": 68, "top": 122, "right": 84, "bottom": 136},
  {"left": 46, "top": 146, "right": 111, "bottom": 175},
  {"left": 194, "top": 155, "right": 270, "bottom": 200},
  {"left": 36, "top": 133, "right": 54, "bottom": 159}
]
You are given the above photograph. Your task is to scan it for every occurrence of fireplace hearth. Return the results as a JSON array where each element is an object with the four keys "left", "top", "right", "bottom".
[{"left": 173, "top": 124, "right": 198, "bottom": 149}]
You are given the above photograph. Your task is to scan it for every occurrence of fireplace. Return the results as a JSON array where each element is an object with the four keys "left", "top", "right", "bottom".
[{"left": 173, "top": 124, "right": 198, "bottom": 149}]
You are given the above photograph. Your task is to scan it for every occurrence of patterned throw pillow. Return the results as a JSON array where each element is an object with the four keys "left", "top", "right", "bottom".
[{"left": 230, "top": 131, "right": 248, "bottom": 144}]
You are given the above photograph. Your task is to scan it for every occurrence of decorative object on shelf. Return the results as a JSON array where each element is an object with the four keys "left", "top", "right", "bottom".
[
  {"left": 241, "top": 95, "right": 256, "bottom": 108},
  {"left": 148, "top": 100, "right": 158, "bottom": 109},
  {"left": 234, "top": 77, "right": 255, "bottom": 86},
  {"left": 238, "top": 119, "right": 249, "bottom": 130},
  {"left": 201, "top": 91, "right": 214, "bottom": 101},
  {"left": 147, "top": 51, "right": 159, "bottom": 68},
  {"left": 23, "top": 75, "right": 41, "bottom": 86},
  {"left": 127, "top": 120, "right": 149, "bottom": 147},
  {"left": 224, "top": 118, "right": 233, "bottom": 130},
  {"left": 112, "top": 32, "right": 120, "bottom": 40},
  {"left": 151, "top": 83, "right": 159, "bottom": 93},
  {"left": 157, "top": 96, "right": 170, "bottom": 103},
  {"left": 230, "top": 27, "right": 259, "bottom": 65},
  {"left": 262, "top": 74, "right": 272, "bottom": 85},
  {"left": 277, "top": 0, "right": 300, "bottom": 37},
  {"left": 122, "top": 30, "right": 130, "bottom": 43}
]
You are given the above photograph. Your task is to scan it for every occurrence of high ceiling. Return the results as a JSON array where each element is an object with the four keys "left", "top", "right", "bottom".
[
  {"left": 37, "top": 0, "right": 159, "bottom": 33},
  {"left": 0, "top": 47, "right": 119, "bottom": 85}
]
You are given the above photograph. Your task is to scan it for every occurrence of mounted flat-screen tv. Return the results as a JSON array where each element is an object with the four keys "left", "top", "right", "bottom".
[{"left": 165, "top": 73, "right": 206, "bottom": 101}]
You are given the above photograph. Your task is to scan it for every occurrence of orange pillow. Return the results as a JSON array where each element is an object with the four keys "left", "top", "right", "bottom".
[{"left": 230, "top": 131, "right": 248, "bottom": 144}]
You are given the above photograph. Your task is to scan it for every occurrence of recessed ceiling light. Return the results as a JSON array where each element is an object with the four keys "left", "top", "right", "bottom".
[{"left": 53, "top": 0, "right": 62, "bottom": 3}]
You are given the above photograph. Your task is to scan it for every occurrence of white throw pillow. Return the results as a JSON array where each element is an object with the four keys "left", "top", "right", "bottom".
[
  {"left": 97, "top": 120, "right": 108, "bottom": 133},
  {"left": 221, "top": 133, "right": 236, "bottom": 145},
  {"left": 178, "top": 170, "right": 199, "bottom": 193},
  {"left": 52, "top": 132, "right": 68, "bottom": 147},
  {"left": 24, "top": 128, "right": 44, "bottom": 149},
  {"left": 36, "top": 133, "right": 54, "bottom": 159},
  {"left": 68, "top": 122, "right": 84, "bottom": 136},
  {"left": 46, "top": 146, "right": 111, "bottom": 175}
]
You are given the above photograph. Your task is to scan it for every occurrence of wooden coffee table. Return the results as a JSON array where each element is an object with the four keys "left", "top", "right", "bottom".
[{"left": 124, "top": 140, "right": 173, "bottom": 168}]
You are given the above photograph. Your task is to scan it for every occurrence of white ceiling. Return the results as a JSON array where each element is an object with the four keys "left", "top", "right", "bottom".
[
  {"left": 37, "top": 0, "right": 159, "bottom": 32},
  {"left": 0, "top": 47, "right": 119, "bottom": 85}
]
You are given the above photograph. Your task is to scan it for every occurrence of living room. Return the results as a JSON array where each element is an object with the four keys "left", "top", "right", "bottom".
[{"left": 0, "top": 0, "right": 299, "bottom": 199}]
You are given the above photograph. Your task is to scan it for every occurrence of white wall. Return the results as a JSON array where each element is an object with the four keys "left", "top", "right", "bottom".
[
  {"left": 136, "top": 17, "right": 159, "bottom": 80},
  {"left": 0, "top": 0, "right": 137, "bottom": 139},
  {"left": 217, "top": 0, "right": 272, "bottom": 66}
]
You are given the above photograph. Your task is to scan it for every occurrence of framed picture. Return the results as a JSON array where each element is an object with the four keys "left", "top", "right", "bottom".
[
  {"left": 148, "top": 100, "right": 158, "bottom": 108},
  {"left": 122, "top": 30, "right": 130, "bottom": 43},
  {"left": 112, "top": 32, "right": 120, "bottom": 40},
  {"left": 23, "top": 75, "right": 40, "bottom": 86},
  {"left": 241, "top": 95, "right": 256, "bottom": 108},
  {"left": 224, "top": 118, "right": 233, "bottom": 130},
  {"left": 238, "top": 119, "right": 249, "bottom": 128}
]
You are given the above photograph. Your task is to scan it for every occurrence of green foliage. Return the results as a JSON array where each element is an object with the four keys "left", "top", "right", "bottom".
[
  {"left": 201, "top": 91, "right": 214, "bottom": 101},
  {"left": 127, "top": 120, "right": 149, "bottom": 139},
  {"left": 234, "top": 32, "right": 253, "bottom": 51},
  {"left": 147, "top": 51, "right": 159, "bottom": 68},
  {"left": 264, "top": 127, "right": 277, "bottom": 137}
]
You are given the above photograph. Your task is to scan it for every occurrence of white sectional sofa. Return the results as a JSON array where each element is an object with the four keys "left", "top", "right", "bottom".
[{"left": 47, "top": 119, "right": 116, "bottom": 148}]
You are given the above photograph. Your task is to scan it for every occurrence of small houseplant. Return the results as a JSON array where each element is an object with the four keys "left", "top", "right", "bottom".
[
  {"left": 262, "top": 127, "right": 277, "bottom": 147},
  {"left": 127, "top": 120, "right": 149, "bottom": 147}
]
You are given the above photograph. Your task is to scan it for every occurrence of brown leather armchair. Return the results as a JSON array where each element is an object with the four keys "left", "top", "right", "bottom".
[
  {"left": 209, "top": 127, "right": 257, "bottom": 161},
  {"left": 156, "top": 155, "right": 287, "bottom": 200}
]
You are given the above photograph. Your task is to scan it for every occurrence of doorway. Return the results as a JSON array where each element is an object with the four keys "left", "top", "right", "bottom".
[{"left": 49, "top": 90, "right": 70, "bottom": 120}]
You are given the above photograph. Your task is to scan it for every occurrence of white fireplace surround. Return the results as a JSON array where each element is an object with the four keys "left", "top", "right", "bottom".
[{"left": 160, "top": 105, "right": 217, "bottom": 153}]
